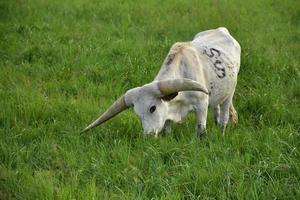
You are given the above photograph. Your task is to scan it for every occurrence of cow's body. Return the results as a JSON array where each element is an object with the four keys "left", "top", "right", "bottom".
[
  {"left": 155, "top": 27, "right": 240, "bottom": 135},
  {"left": 82, "top": 27, "right": 241, "bottom": 136}
]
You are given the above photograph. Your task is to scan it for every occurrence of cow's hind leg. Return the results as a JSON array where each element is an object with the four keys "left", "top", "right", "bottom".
[
  {"left": 219, "top": 97, "right": 232, "bottom": 135},
  {"left": 211, "top": 105, "right": 220, "bottom": 125},
  {"left": 229, "top": 103, "right": 238, "bottom": 125}
]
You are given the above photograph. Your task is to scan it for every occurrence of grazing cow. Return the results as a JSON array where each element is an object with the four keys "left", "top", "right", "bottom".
[{"left": 82, "top": 27, "right": 240, "bottom": 137}]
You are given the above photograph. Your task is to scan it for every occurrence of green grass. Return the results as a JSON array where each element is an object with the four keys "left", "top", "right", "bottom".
[{"left": 0, "top": 0, "right": 299, "bottom": 199}]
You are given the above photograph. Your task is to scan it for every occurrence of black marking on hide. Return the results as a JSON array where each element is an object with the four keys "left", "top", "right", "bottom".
[
  {"left": 214, "top": 60, "right": 226, "bottom": 78},
  {"left": 165, "top": 54, "right": 175, "bottom": 66},
  {"left": 203, "top": 48, "right": 221, "bottom": 58},
  {"left": 180, "top": 60, "right": 189, "bottom": 78},
  {"left": 203, "top": 47, "right": 226, "bottom": 79}
]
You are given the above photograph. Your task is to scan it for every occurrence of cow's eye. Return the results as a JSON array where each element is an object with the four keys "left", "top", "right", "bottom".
[{"left": 149, "top": 105, "right": 156, "bottom": 113}]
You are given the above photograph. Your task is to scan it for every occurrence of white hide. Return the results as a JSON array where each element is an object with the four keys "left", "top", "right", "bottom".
[{"left": 191, "top": 27, "right": 241, "bottom": 106}]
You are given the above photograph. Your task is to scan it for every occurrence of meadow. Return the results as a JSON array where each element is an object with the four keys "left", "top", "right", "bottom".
[{"left": 0, "top": 0, "right": 299, "bottom": 199}]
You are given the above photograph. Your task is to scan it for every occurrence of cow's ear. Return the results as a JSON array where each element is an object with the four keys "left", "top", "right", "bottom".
[{"left": 161, "top": 92, "right": 178, "bottom": 101}]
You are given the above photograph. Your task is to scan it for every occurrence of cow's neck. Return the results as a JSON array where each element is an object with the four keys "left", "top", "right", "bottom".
[{"left": 165, "top": 96, "right": 193, "bottom": 123}]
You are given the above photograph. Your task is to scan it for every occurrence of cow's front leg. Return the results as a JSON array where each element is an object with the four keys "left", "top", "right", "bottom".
[
  {"left": 162, "top": 120, "right": 171, "bottom": 136},
  {"left": 195, "top": 98, "right": 209, "bottom": 137}
]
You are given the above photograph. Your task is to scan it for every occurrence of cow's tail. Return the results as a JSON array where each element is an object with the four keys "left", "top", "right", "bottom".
[{"left": 229, "top": 103, "right": 238, "bottom": 125}]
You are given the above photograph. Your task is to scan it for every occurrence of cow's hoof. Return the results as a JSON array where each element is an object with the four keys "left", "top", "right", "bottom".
[
  {"left": 197, "top": 128, "right": 206, "bottom": 138},
  {"left": 220, "top": 125, "right": 226, "bottom": 136},
  {"left": 197, "top": 132, "right": 206, "bottom": 138}
]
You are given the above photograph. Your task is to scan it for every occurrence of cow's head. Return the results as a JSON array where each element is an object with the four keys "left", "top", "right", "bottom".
[{"left": 81, "top": 79, "right": 208, "bottom": 135}]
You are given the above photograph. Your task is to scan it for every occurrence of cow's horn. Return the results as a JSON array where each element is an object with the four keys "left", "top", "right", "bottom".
[
  {"left": 157, "top": 78, "right": 209, "bottom": 96},
  {"left": 80, "top": 95, "right": 128, "bottom": 134}
]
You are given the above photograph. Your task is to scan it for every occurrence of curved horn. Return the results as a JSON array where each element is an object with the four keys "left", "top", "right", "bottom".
[
  {"left": 81, "top": 95, "right": 128, "bottom": 134},
  {"left": 157, "top": 78, "right": 209, "bottom": 96}
]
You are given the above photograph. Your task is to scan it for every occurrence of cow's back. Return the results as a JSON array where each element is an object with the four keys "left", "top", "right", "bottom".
[{"left": 191, "top": 27, "right": 241, "bottom": 73}]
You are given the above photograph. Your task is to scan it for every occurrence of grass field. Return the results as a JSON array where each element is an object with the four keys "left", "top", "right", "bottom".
[{"left": 1, "top": 0, "right": 300, "bottom": 199}]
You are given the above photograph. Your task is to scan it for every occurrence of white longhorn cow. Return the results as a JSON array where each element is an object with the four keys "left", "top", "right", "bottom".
[{"left": 82, "top": 27, "right": 241, "bottom": 137}]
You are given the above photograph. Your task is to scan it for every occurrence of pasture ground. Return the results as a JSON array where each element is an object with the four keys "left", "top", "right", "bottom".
[{"left": 0, "top": 0, "right": 299, "bottom": 199}]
